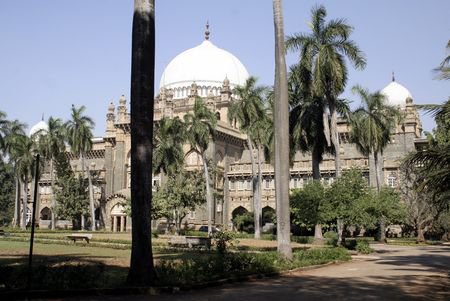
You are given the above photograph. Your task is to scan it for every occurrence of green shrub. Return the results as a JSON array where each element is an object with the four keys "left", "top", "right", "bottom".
[
  {"left": 291, "top": 236, "right": 314, "bottom": 244},
  {"left": 233, "top": 212, "right": 255, "bottom": 233},
  {"left": 355, "top": 239, "right": 374, "bottom": 254},
  {"left": 213, "top": 231, "right": 236, "bottom": 254},
  {"left": 324, "top": 231, "right": 338, "bottom": 246}
]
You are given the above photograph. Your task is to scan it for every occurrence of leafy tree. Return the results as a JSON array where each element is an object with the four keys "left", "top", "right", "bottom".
[
  {"left": 228, "top": 76, "right": 269, "bottom": 239},
  {"left": 400, "top": 162, "right": 449, "bottom": 243},
  {"left": 184, "top": 98, "right": 216, "bottom": 235},
  {"left": 359, "top": 187, "right": 406, "bottom": 233},
  {"left": 286, "top": 4, "right": 366, "bottom": 178},
  {"left": 272, "top": 0, "right": 292, "bottom": 260},
  {"left": 290, "top": 181, "right": 326, "bottom": 231},
  {"left": 65, "top": 105, "right": 95, "bottom": 230},
  {"left": 152, "top": 169, "right": 205, "bottom": 234},
  {"left": 53, "top": 152, "right": 88, "bottom": 227},
  {"left": 232, "top": 211, "right": 255, "bottom": 233},
  {"left": 127, "top": 0, "right": 157, "bottom": 285},
  {"left": 324, "top": 168, "right": 369, "bottom": 244}
]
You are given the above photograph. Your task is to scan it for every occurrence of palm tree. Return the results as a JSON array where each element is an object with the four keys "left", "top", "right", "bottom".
[
  {"left": 272, "top": 0, "right": 292, "bottom": 259},
  {"left": 350, "top": 85, "right": 401, "bottom": 242},
  {"left": 350, "top": 85, "right": 400, "bottom": 192},
  {"left": 0, "top": 111, "right": 8, "bottom": 154},
  {"left": 127, "top": 0, "right": 157, "bottom": 286},
  {"left": 37, "top": 117, "right": 65, "bottom": 230},
  {"left": 0, "top": 115, "right": 27, "bottom": 228},
  {"left": 286, "top": 4, "right": 366, "bottom": 178},
  {"left": 228, "top": 76, "right": 268, "bottom": 239},
  {"left": 184, "top": 98, "right": 217, "bottom": 235},
  {"left": 11, "top": 135, "right": 36, "bottom": 229},
  {"left": 289, "top": 64, "right": 331, "bottom": 243},
  {"left": 153, "top": 117, "right": 186, "bottom": 179},
  {"left": 65, "top": 105, "right": 95, "bottom": 231},
  {"left": 434, "top": 40, "right": 450, "bottom": 80}
]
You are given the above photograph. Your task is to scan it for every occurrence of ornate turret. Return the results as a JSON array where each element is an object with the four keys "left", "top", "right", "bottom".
[
  {"left": 206, "top": 89, "right": 216, "bottom": 111},
  {"left": 164, "top": 89, "right": 174, "bottom": 118},
  {"left": 105, "top": 101, "right": 116, "bottom": 137},
  {"left": 117, "top": 95, "right": 128, "bottom": 123},
  {"left": 220, "top": 76, "right": 232, "bottom": 101}
]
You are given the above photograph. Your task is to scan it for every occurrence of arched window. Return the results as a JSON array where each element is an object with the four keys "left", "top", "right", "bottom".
[
  {"left": 387, "top": 172, "right": 397, "bottom": 188},
  {"left": 215, "top": 112, "right": 221, "bottom": 121}
]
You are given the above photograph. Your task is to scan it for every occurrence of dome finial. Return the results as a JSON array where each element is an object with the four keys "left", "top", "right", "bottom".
[
  {"left": 392, "top": 71, "right": 395, "bottom": 82},
  {"left": 204, "top": 20, "right": 210, "bottom": 40},
  {"left": 41, "top": 113, "right": 44, "bottom": 121}
]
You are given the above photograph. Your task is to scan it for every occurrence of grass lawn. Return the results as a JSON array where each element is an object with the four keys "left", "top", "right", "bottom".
[{"left": 0, "top": 237, "right": 350, "bottom": 291}]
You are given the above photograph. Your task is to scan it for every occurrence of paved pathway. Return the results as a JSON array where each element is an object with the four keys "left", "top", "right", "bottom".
[{"left": 58, "top": 244, "right": 450, "bottom": 301}]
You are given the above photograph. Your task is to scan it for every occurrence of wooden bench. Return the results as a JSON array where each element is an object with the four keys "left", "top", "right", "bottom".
[
  {"left": 67, "top": 233, "right": 93, "bottom": 243},
  {"left": 0, "top": 229, "right": 10, "bottom": 237},
  {"left": 168, "top": 236, "right": 211, "bottom": 249}
]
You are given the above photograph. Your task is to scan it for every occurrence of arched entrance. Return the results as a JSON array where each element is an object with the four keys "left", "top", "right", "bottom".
[
  {"left": 262, "top": 206, "right": 276, "bottom": 225},
  {"left": 110, "top": 203, "right": 127, "bottom": 232},
  {"left": 232, "top": 206, "right": 248, "bottom": 219},
  {"left": 40, "top": 207, "right": 51, "bottom": 221}
]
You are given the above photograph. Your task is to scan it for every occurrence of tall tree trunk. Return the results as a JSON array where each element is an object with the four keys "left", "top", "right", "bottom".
[
  {"left": 13, "top": 178, "right": 20, "bottom": 228},
  {"left": 127, "top": 0, "right": 157, "bottom": 286},
  {"left": 329, "top": 104, "right": 341, "bottom": 178},
  {"left": 50, "top": 158, "right": 56, "bottom": 230},
  {"left": 80, "top": 151, "right": 95, "bottom": 231},
  {"left": 337, "top": 218, "right": 344, "bottom": 245},
  {"left": 247, "top": 137, "right": 260, "bottom": 239},
  {"left": 373, "top": 151, "right": 386, "bottom": 243},
  {"left": 311, "top": 146, "right": 323, "bottom": 243},
  {"left": 416, "top": 227, "right": 425, "bottom": 243},
  {"left": 202, "top": 152, "right": 213, "bottom": 236},
  {"left": 255, "top": 143, "right": 263, "bottom": 240},
  {"left": 273, "top": 0, "right": 292, "bottom": 259},
  {"left": 87, "top": 165, "right": 96, "bottom": 231},
  {"left": 373, "top": 151, "right": 381, "bottom": 192},
  {"left": 21, "top": 180, "right": 28, "bottom": 230}
]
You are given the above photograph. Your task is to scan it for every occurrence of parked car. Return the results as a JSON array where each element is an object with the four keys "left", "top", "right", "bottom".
[{"left": 198, "top": 225, "right": 221, "bottom": 233}]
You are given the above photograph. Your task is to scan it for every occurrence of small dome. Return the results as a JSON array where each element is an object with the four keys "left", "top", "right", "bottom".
[
  {"left": 29, "top": 120, "right": 48, "bottom": 137},
  {"left": 381, "top": 80, "right": 413, "bottom": 107},
  {"left": 160, "top": 40, "right": 249, "bottom": 98}
]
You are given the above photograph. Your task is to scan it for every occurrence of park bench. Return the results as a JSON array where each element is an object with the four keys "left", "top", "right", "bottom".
[
  {"left": 67, "top": 233, "right": 93, "bottom": 243},
  {"left": 0, "top": 229, "right": 10, "bottom": 237},
  {"left": 168, "top": 235, "right": 211, "bottom": 249}
]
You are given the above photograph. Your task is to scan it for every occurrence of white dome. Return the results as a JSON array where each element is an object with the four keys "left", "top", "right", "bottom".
[
  {"left": 381, "top": 80, "right": 413, "bottom": 107},
  {"left": 159, "top": 40, "right": 249, "bottom": 98},
  {"left": 29, "top": 120, "right": 48, "bottom": 137}
]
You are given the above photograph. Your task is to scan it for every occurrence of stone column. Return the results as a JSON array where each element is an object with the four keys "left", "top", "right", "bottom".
[
  {"left": 113, "top": 216, "right": 117, "bottom": 232},
  {"left": 120, "top": 216, "right": 125, "bottom": 232}
]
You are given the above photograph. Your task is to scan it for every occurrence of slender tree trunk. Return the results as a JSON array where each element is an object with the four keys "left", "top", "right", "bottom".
[
  {"left": 273, "top": 0, "right": 292, "bottom": 259},
  {"left": 202, "top": 153, "right": 213, "bottom": 236},
  {"left": 50, "top": 158, "right": 56, "bottom": 230},
  {"left": 21, "top": 180, "right": 28, "bottom": 230},
  {"left": 330, "top": 104, "right": 341, "bottom": 178},
  {"left": 373, "top": 151, "right": 386, "bottom": 243},
  {"left": 13, "top": 178, "right": 20, "bottom": 228},
  {"left": 337, "top": 218, "right": 344, "bottom": 245},
  {"left": 373, "top": 151, "right": 381, "bottom": 192},
  {"left": 311, "top": 146, "right": 324, "bottom": 243},
  {"left": 255, "top": 143, "right": 263, "bottom": 239},
  {"left": 87, "top": 165, "right": 96, "bottom": 231},
  {"left": 247, "top": 137, "right": 260, "bottom": 239},
  {"left": 127, "top": 0, "right": 157, "bottom": 286},
  {"left": 81, "top": 151, "right": 96, "bottom": 231},
  {"left": 81, "top": 215, "right": 85, "bottom": 230}
]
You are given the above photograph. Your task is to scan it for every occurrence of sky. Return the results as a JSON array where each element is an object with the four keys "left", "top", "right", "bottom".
[{"left": 0, "top": 0, "right": 448, "bottom": 136}]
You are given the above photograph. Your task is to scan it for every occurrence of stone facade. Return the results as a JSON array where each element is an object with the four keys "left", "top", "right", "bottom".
[{"left": 30, "top": 78, "right": 425, "bottom": 232}]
